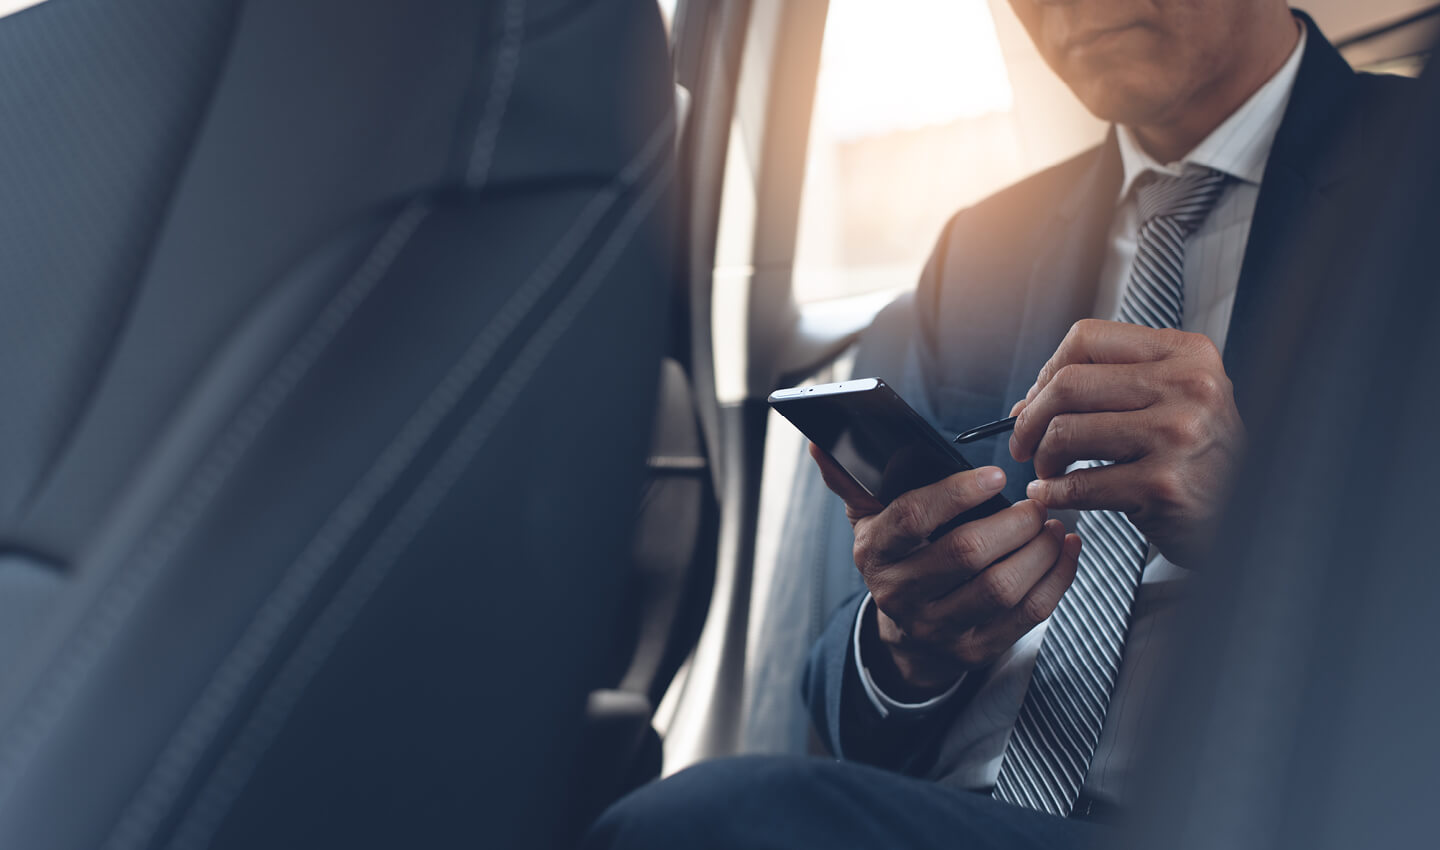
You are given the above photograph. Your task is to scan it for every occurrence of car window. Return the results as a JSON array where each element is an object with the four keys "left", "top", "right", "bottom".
[
  {"left": 657, "top": 0, "right": 676, "bottom": 35},
  {"left": 792, "top": 0, "right": 1104, "bottom": 305}
]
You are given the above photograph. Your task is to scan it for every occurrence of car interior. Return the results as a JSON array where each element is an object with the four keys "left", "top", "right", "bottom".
[{"left": 0, "top": 0, "right": 1436, "bottom": 848}]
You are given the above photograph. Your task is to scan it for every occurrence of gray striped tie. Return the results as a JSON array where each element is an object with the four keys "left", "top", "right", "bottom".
[{"left": 993, "top": 167, "right": 1228, "bottom": 815}]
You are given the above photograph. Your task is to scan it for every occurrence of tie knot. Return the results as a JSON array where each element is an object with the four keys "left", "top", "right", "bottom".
[{"left": 1134, "top": 167, "right": 1228, "bottom": 234}]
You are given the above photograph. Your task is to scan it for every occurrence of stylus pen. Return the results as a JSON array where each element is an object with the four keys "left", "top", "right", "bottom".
[{"left": 953, "top": 415, "right": 1018, "bottom": 444}]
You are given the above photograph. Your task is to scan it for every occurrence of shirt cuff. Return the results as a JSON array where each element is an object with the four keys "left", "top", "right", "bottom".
[{"left": 852, "top": 592, "right": 965, "bottom": 719}]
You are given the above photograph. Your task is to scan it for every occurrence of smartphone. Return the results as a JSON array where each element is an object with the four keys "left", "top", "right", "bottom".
[{"left": 768, "top": 377, "right": 1009, "bottom": 532}]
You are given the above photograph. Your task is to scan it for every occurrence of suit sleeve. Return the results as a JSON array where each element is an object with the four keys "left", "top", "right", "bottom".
[{"left": 803, "top": 590, "right": 969, "bottom": 775}]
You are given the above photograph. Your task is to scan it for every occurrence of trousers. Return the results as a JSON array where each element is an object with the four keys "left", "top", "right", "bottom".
[{"left": 583, "top": 755, "right": 1113, "bottom": 850}]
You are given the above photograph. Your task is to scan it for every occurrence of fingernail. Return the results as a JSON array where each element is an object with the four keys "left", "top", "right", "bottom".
[
  {"left": 980, "top": 467, "right": 1005, "bottom": 490},
  {"left": 1046, "top": 519, "right": 1065, "bottom": 538},
  {"left": 1027, "top": 479, "right": 1043, "bottom": 498}
]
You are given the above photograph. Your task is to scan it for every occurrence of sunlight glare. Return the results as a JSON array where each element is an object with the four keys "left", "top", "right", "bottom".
[{"left": 815, "top": 0, "right": 1014, "bottom": 141}]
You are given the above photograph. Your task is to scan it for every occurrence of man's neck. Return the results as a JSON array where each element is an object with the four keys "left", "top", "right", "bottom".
[{"left": 1131, "top": 12, "right": 1302, "bottom": 163}]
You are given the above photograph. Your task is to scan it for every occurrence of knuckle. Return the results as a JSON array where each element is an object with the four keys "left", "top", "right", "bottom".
[
  {"left": 1050, "top": 365, "right": 1083, "bottom": 404},
  {"left": 1163, "top": 327, "right": 1194, "bottom": 346},
  {"left": 1187, "top": 331, "right": 1222, "bottom": 360},
  {"left": 979, "top": 569, "right": 1024, "bottom": 609},
  {"left": 1046, "top": 414, "right": 1076, "bottom": 451},
  {"left": 1021, "top": 591, "right": 1059, "bottom": 626},
  {"left": 1180, "top": 368, "right": 1225, "bottom": 405},
  {"left": 906, "top": 618, "right": 939, "bottom": 647},
  {"left": 1055, "top": 472, "right": 1084, "bottom": 504},
  {"left": 888, "top": 496, "right": 929, "bottom": 542},
  {"left": 1179, "top": 415, "right": 1209, "bottom": 446},
  {"left": 950, "top": 634, "right": 987, "bottom": 669},
  {"left": 852, "top": 526, "right": 884, "bottom": 573},
  {"left": 1147, "top": 469, "right": 1188, "bottom": 510},
  {"left": 868, "top": 577, "right": 906, "bottom": 620},
  {"left": 1033, "top": 363, "right": 1054, "bottom": 389},
  {"left": 1014, "top": 406, "right": 1031, "bottom": 435},
  {"left": 945, "top": 528, "right": 986, "bottom": 568},
  {"left": 1157, "top": 413, "right": 1202, "bottom": 445},
  {"left": 1020, "top": 498, "right": 1048, "bottom": 530},
  {"left": 945, "top": 473, "right": 982, "bottom": 508},
  {"left": 1052, "top": 363, "right": 1080, "bottom": 388}
]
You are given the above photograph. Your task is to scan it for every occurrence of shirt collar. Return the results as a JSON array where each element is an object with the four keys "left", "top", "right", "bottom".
[{"left": 1115, "top": 20, "right": 1307, "bottom": 202}]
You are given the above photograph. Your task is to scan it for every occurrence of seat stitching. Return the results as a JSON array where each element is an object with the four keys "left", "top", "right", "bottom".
[
  {"left": 96, "top": 113, "right": 673, "bottom": 850},
  {"left": 164, "top": 135, "right": 673, "bottom": 850},
  {"left": 467, "top": 0, "right": 527, "bottom": 186},
  {"left": 13, "top": 0, "right": 250, "bottom": 525},
  {"left": 0, "top": 0, "right": 535, "bottom": 808},
  {"left": 0, "top": 201, "right": 429, "bottom": 801}
]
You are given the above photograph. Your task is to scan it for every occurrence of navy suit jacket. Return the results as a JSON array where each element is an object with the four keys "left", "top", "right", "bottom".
[{"left": 801, "top": 12, "right": 1418, "bottom": 774}]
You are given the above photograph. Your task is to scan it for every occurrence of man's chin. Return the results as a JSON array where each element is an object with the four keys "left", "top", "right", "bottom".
[{"left": 1066, "top": 76, "right": 1180, "bottom": 130}]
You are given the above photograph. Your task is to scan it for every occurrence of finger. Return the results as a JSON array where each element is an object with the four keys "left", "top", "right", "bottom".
[
  {"left": 926, "top": 518, "right": 1066, "bottom": 626},
  {"left": 1024, "top": 320, "right": 1193, "bottom": 409},
  {"left": 973, "top": 533, "right": 1081, "bottom": 651},
  {"left": 810, "top": 442, "right": 883, "bottom": 516},
  {"left": 1010, "top": 362, "right": 1161, "bottom": 463},
  {"left": 876, "top": 500, "right": 1050, "bottom": 603},
  {"left": 1025, "top": 463, "right": 1147, "bottom": 514},
  {"left": 856, "top": 466, "right": 1008, "bottom": 563},
  {"left": 1009, "top": 398, "right": 1027, "bottom": 418},
  {"left": 1030, "top": 411, "right": 1154, "bottom": 479}
]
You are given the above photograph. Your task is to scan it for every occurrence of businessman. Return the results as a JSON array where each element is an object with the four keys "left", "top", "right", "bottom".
[{"left": 588, "top": 2, "right": 1417, "bottom": 846}]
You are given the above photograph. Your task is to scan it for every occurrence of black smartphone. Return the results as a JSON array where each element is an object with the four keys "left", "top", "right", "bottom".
[{"left": 768, "top": 377, "right": 1009, "bottom": 532}]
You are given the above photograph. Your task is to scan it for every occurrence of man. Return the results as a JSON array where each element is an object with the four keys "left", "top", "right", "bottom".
[{"left": 587, "top": 2, "right": 1416, "bottom": 847}]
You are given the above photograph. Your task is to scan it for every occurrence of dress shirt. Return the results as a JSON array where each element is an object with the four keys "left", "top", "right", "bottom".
[{"left": 852, "top": 22, "right": 1307, "bottom": 803}]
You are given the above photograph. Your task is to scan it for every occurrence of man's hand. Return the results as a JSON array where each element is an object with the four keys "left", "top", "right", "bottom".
[
  {"left": 1008, "top": 319, "right": 1246, "bottom": 567},
  {"left": 810, "top": 444, "right": 1081, "bottom": 701}
]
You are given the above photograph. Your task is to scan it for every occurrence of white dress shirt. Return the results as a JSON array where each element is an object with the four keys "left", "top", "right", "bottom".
[{"left": 852, "top": 23, "right": 1308, "bottom": 803}]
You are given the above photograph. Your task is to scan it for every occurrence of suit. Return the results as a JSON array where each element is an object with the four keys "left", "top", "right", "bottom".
[{"left": 801, "top": 11, "right": 1417, "bottom": 780}]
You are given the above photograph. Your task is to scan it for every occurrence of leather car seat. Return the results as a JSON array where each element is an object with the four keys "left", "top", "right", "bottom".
[{"left": 0, "top": 0, "right": 674, "bottom": 847}]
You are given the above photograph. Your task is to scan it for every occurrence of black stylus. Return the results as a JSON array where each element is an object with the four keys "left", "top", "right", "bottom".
[{"left": 953, "top": 415, "right": 1018, "bottom": 444}]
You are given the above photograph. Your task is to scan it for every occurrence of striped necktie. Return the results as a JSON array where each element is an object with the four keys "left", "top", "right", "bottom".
[{"left": 993, "top": 167, "right": 1229, "bottom": 816}]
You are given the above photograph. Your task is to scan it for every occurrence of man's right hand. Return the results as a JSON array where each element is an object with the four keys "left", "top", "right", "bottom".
[{"left": 810, "top": 444, "right": 1081, "bottom": 702}]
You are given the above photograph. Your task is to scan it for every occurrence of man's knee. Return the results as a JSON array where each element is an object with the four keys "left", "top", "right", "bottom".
[{"left": 582, "top": 756, "right": 827, "bottom": 849}]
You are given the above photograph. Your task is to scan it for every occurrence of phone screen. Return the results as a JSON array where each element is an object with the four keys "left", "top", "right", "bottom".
[{"left": 769, "top": 379, "right": 1008, "bottom": 525}]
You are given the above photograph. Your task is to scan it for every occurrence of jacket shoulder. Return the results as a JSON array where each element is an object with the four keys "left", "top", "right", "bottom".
[
  {"left": 933, "top": 143, "right": 1108, "bottom": 252},
  {"left": 1353, "top": 69, "right": 1420, "bottom": 107},
  {"left": 1354, "top": 70, "right": 1420, "bottom": 94},
  {"left": 1345, "top": 70, "right": 1422, "bottom": 160},
  {"left": 917, "top": 142, "right": 1109, "bottom": 297}
]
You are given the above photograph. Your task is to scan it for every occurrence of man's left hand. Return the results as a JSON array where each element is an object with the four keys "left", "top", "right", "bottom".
[{"left": 1008, "top": 319, "right": 1246, "bottom": 567}]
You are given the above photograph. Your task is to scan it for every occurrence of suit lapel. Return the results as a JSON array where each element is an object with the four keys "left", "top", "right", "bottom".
[
  {"left": 1225, "top": 12, "right": 1362, "bottom": 422},
  {"left": 991, "top": 133, "right": 1122, "bottom": 475}
]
